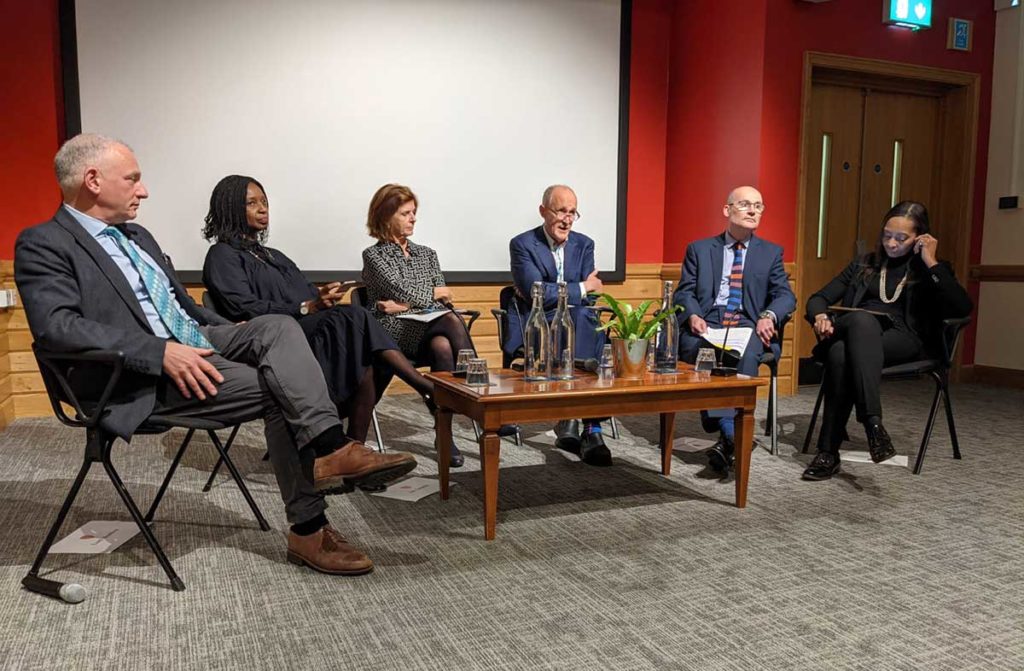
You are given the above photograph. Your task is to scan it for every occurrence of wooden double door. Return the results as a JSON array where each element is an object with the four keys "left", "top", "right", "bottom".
[{"left": 797, "top": 83, "right": 941, "bottom": 367}]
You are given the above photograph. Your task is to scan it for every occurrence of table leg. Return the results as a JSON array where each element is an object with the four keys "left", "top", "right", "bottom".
[
  {"left": 480, "top": 431, "right": 501, "bottom": 540},
  {"left": 659, "top": 412, "right": 676, "bottom": 476},
  {"left": 733, "top": 403, "right": 754, "bottom": 508},
  {"left": 436, "top": 408, "right": 453, "bottom": 500}
]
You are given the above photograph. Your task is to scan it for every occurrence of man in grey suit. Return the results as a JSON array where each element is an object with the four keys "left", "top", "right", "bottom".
[
  {"left": 15, "top": 134, "right": 416, "bottom": 575},
  {"left": 673, "top": 186, "right": 796, "bottom": 473}
]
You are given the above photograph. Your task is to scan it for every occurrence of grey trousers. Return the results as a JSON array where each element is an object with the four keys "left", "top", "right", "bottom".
[{"left": 152, "top": 315, "right": 341, "bottom": 524}]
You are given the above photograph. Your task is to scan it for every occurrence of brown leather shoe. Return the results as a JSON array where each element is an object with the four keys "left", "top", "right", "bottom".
[
  {"left": 287, "top": 525, "right": 373, "bottom": 575},
  {"left": 313, "top": 441, "right": 416, "bottom": 494}
]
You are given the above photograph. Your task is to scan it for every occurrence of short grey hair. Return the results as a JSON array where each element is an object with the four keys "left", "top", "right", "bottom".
[
  {"left": 54, "top": 133, "right": 128, "bottom": 193},
  {"left": 542, "top": 184, "right": 575, "bottom": 209}
]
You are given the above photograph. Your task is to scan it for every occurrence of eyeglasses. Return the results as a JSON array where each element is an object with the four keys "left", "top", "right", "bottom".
[
  {"left": 543, "top": 205, "right": 582, "bottom": 222},
  {"left": 730, "top": 200, "right": 765, "bottom": 213}
]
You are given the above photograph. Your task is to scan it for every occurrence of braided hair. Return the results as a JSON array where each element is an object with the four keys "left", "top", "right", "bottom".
[{"left": 202, "top": 174, "right": 268, "bottom": 243}]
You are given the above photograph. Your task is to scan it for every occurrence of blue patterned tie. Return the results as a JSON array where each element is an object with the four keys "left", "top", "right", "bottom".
[
  {"left": 722, "top": 242, "right": 745, "bottom": 327},
  {"left": 101, "top": 226, "right": 215, "bottom": 350}
]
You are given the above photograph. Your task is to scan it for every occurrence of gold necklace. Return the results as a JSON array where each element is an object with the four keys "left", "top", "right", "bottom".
[{"left": 878, "top": 261, "right": 908, "bottom": 304}]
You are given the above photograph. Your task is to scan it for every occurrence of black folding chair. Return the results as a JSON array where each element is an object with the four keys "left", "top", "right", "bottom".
[
  {"left": 350, "top": 285, "right": 480, "bottom": 448},
  {"left": 24, "top": 345, "right": 268, "bottom": 597},
  {"left": 801, "top": 316, "right": 971, "bottom": 474}
]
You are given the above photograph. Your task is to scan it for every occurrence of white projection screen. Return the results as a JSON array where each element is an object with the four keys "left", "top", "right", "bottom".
[{"left": 68, "top": 0, "right": 630, "bottom": 281}]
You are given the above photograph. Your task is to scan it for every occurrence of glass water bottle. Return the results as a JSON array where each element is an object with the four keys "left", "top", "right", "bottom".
[
  {"left": 523, "top": 281, "right": 550, "bottom": 381},
  {"left": 550, "top": 282, "right": 575, "bottom": 380},
  {"left": 654, "top": 280, "right": 679, "bottom": 373}
]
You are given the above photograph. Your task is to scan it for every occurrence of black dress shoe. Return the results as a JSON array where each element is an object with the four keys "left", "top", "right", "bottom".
[
  {"left": 449, "top": 441, "right": 465, "bottom": 468},
  {"left": 802, "top": 450, "right": 841, "bottom": 481},
  {"left": 497, "top": 424, "right": 520, "bottom": 438},
  {"left": 554, "top": 419, "right": 581, "bottom": 454},
  {"left": 865, "top": 422, "right": 896, "bottom": 463},
  {"left": 580, "top": 432, "right": 613, "bottom": 467},
  {"left": 706, "top": 439, "right": 734, "bottom": 474}
]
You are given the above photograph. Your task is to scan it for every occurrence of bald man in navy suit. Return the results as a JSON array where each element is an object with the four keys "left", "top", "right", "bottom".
[
  {"left": 507, "top": 185, "right": 611, "bottom": 466},
  {"left": 673, "top": 186, "right": 796, "bottom": 474}
]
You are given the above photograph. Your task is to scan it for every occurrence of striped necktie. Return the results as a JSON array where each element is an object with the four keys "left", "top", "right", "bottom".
[
  {"left": 722, "top": 242, "right": 745, "bottom": 327},
  {"left": 101, "top": 226, "right": 215, "bottom": 350}
]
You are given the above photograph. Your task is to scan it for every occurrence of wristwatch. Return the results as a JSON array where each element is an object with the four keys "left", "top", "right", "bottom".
[
  {"left": 299, "top": 300, "right": 311, "bottom": 316},
  {"left": 758, "top": 310, "right": 774, "bottom": 322}
]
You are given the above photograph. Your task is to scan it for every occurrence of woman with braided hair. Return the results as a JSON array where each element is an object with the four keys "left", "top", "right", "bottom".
[{"left": 201, "top": 175, "right": 463, "bottom": 467}]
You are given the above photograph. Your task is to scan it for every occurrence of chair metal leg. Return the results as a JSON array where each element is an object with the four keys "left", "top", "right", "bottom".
[
  {"left": 472, "top": 420, "right": 482, "bottom": 441},
  {"left": 514, "top": 427, "right": 523, "bottom": 446},
  {"left": 940, "top": 374, "right": 962, "bottom": 460},
  {"left": 202, "top": 424, "right": 241, "bottom": 492},
  {"left": 609, "top": 417, "right": 620, "bottom": 440},
  {"left": 101, "top": 452, "right": 184, "bottom": 591},
  {"left": 769, "top": 370, "right": 779, "bottom": 456},
  {"left": 25, "top": 458, "right": 94, "bottom": 582},
  {"left": 207, "top": 431, "right": 270, "bottom": 531},
  {"left": 371, "top": 408, "right": 385, "bottom": 453},
  {"left": 145, "top": 428, "right": 195, "bottom": 523},
  {"left": 912, "top": 377, "right": 944, "bottom": 475},
  {"left": 802, "top": 380, "right": 826, "bottom": 454}
]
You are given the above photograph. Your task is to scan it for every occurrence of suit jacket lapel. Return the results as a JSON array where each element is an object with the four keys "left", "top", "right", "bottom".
[
  {"left": 532, "top": 227, "right": 558, "bottom": 281},
  {"left": 54, "top": 209, "right": 152, "bottom": 331},
  {"left": 710, "top": 234, "right": 724, "bottom": 304}
]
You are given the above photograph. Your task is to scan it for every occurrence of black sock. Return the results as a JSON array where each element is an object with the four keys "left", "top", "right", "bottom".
[
  {"left": 290, "top": 513, "right": 328, "bottom": 536},
  {"left": 306, "top": 425, "right": 347, "bottom": 457}
]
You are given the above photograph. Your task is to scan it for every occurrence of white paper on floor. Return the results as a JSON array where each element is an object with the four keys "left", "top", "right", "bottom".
[
  {"left": 673, "top": 437, "right": 716, "bottom": 452},
  {"left": 49, "top": 521, "right": 141, "bottom": 554},
  {"left": 370, "top": 476, "right": 455, "bottom": 502},
  {"left": 840, "top": 451, "right": 910, "bottom": 468}
]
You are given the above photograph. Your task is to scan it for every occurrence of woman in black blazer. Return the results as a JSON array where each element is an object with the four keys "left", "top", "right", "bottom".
[
  {"left": 201, "top": 175, "right": 463, "bottom": 467},
  {"left": 802, "top": 201, "right": 972, "bottom": 481}
]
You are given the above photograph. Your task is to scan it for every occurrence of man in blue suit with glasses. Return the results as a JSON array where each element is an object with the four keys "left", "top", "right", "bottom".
[
  {"left": 673, "top": 186, "right": 796, "bottom": 474},
  {"left": 507, "top": 184, "right": 610, "bottom": 466}
]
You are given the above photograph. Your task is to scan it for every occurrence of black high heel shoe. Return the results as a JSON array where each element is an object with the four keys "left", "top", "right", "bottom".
[
  {"left": 422, "top": 392, "right": 463, "bottom": 467},
  {"left": 865, "top": 421, "right": 896, "bottom": 463},
  {"left": 449, "top": 441, "right": 464, "bottom": 468}
]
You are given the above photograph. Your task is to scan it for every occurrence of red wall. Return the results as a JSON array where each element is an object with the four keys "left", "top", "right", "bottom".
[
  {"left": 624, "top": 0, "right": 672, "bottom": 264},
  {"left": 0, "top": 0, "right": 63, "bottom": 258},
  {"left": 662, "top": 0, "right": 770, "bottom": 264},
  {"left": 758, "top": 0, "right": 996, "bottom": 264}
]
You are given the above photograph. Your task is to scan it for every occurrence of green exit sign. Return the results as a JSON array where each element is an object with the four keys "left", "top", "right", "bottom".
[{"left": 883, "top": 0, "right": 933, "bottom": 30}]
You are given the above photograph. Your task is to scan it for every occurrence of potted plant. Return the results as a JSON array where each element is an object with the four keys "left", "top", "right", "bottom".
[{"left": 595, "top": 294, "right": 682, "bottom": 379}]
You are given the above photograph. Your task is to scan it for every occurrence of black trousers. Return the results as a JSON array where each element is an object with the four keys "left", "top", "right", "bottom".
[{"left": 817, "top": 310, "right": 921, "bottom": 451}]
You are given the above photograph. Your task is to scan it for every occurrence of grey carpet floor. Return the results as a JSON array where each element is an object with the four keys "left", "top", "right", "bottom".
[{"left": 0, "top": 380, "right": 1021, "bottom": 670}]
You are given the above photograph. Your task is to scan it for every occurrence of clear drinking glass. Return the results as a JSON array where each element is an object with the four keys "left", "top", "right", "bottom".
[
  {"left": 466, "top": 358, "right": 490, "bottom": 386},
  {"left": 598, "top": 343, "right": 615, "bottom": 381},
  {"left": 455, "top": 349, "right": 475, "bottom": 373},
  {"left": 694, "top": 347, "right": 717, "bottom": 373}
]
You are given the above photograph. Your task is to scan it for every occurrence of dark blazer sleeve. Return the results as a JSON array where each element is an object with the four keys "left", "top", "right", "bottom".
[
  {"left": 919, "top": 261, "right": 973, "bottom": 318},
  {"left": 805, "top": 259, "right": 860, "bottom": 322},
  {"left": 673, "top": 242, "right": 703, "bottom": 321},
  {"left": 14, "top": 226, "right": 166, "bottom": 376},
  {"left": 510, "top": 232, "right": 585, "bottom": 310},
  {"left": 203, "top": 244, "right": 302, "bottom": 320},
  {"left": 762, "top": 243, "right": 797, "bottom": 319}
]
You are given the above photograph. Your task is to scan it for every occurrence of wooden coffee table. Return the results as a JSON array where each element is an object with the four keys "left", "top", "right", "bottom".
[{"left": 426, "top": 365, "right": 767, "bottom": 539}]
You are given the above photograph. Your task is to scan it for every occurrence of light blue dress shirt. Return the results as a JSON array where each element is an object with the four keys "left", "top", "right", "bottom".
[
  {"left": 542, "top": 229, "right": 587, "bottom": 297},
  {"left": 63, "top": 204, "right": 190, "bottom": 339}
]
